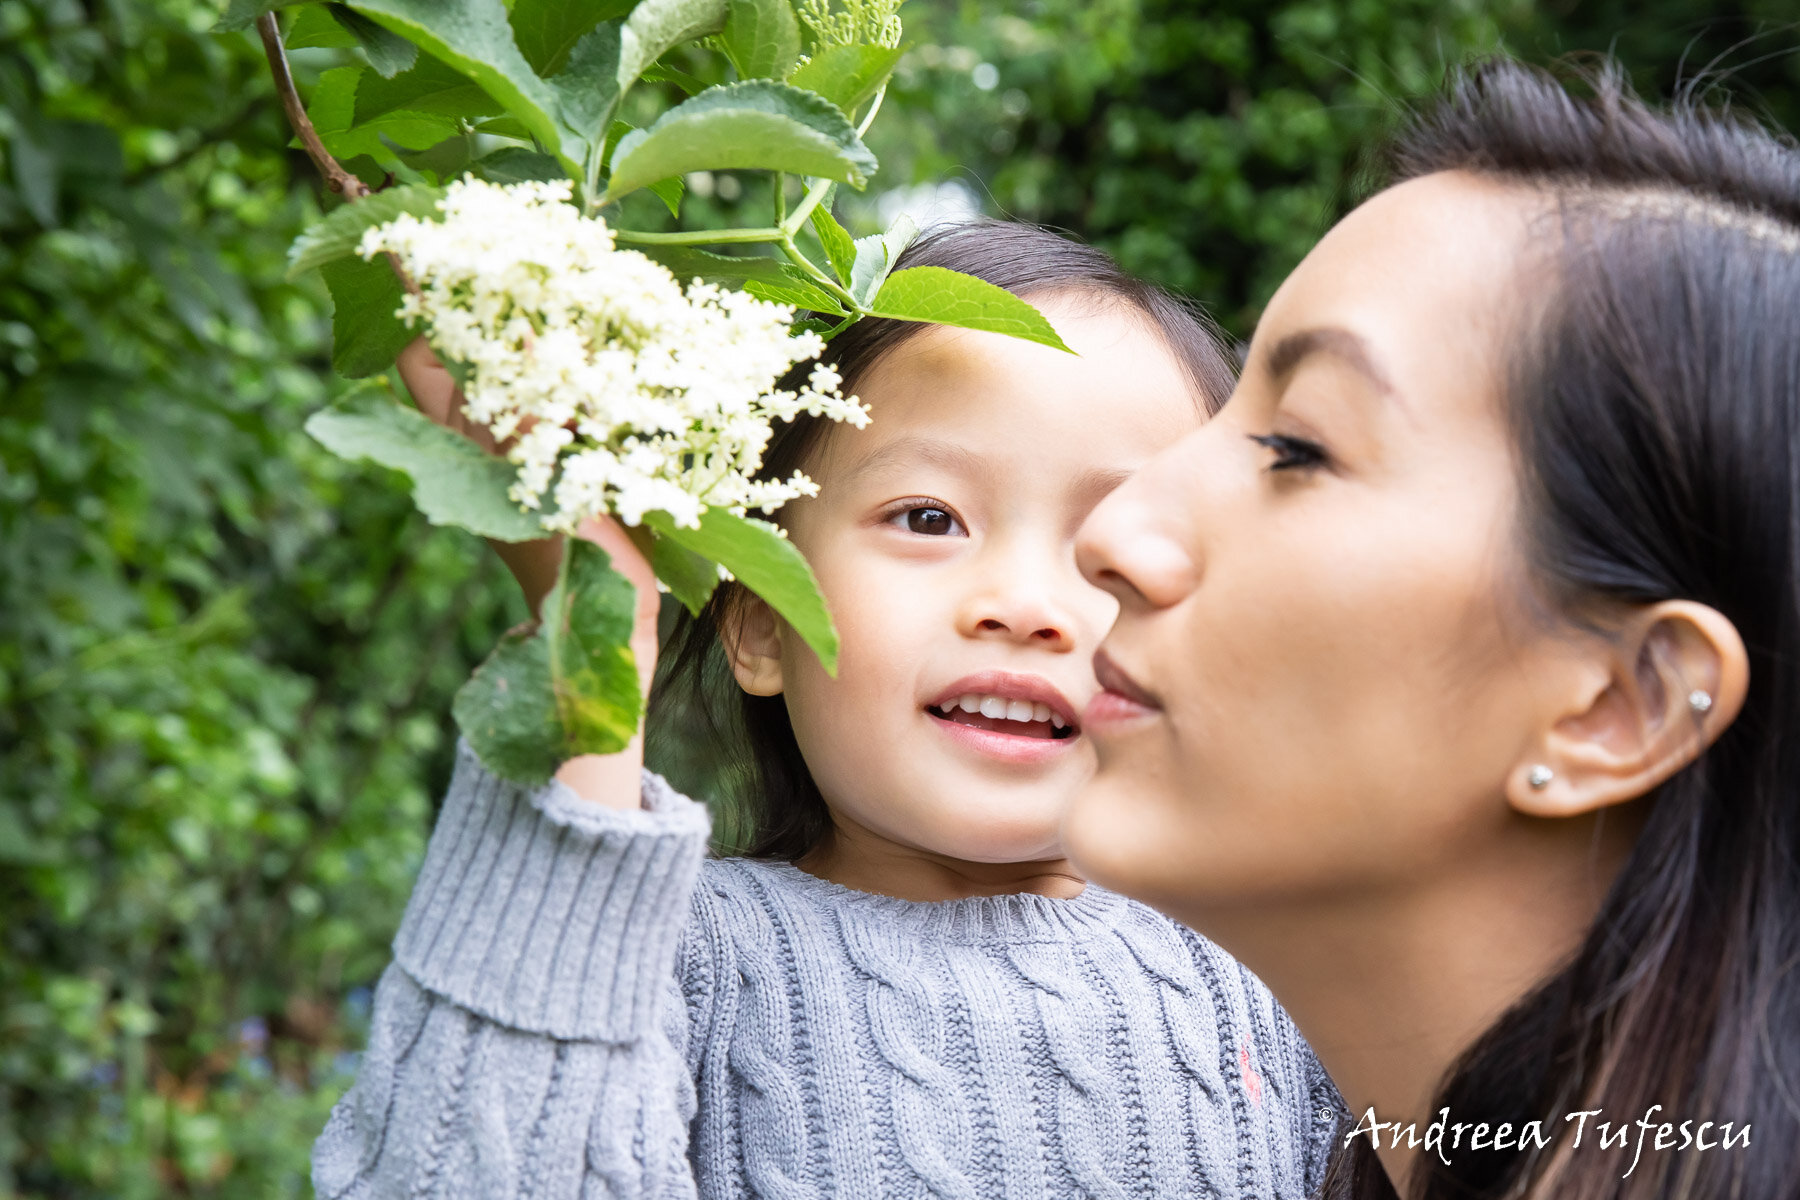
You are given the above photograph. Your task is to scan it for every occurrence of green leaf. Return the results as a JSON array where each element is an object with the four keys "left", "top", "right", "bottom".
[
  {"left": 320, "top": 257, "right": 414, "bottom": 377},
  {"left": 398, "top": 136, "right": 474, "bottom": 182},
  {"left": 605, "top": 80, "right": 877, "bottom": 202},
  {"left": 650, "top": 535, "right": 720, "bottom": 615},
  {"left": 325, "top": 4, "right": 420, "bottom": 76},
  {"left": 848, "top": 212, "right": 915, "bottom": 307},
  {"left": 510, "top": 0, "right": 634, "bottom": 75},
  {"left": 308, "top": 64, "right": 446, "bottom": 163},
  {"left": 641, "top": 61, "right": 708, "bottom": 96},
  {"left": 285, "top": 5, "right": 357, "bottom": 47},
  {"left": 647, "top": 174, "right": 686, "bottom": 217},
  {"left": 722, "top": 0, "right": 800, "bottom": 80},
  {"left": 631, "top": 244, "right": 793, "bottom": 286},
  {"left": 867, "top": 266, "right": 1075, "bottom": 353},
  {"left": 644, "top": 507, "right": 838, "bottom": 673},
  {"left": 353, "top": 53, "right": 500, "bottom": 125},
  {"left": 549, "top": 21, "right": 622, "bottom": 140},
  {"left": 617, "top": 0, "right": 730, "bottom": 92},
  {"left": 453, "top": 627, "right": 563, "bottom": 784},
  {"left": 787, "top": 43, "right": 904, "bottom": 114},
  {"left": 743, "top": 271, "right": 847, "bottom": 315},
  {"left": 213, "top": 0, "right": 311, "bottom": 31},
  {"left": 345, "top": 0, "right": 571, "bottom": 171},
  {"left": 474, "top": 146, "right": 565, "bottom": 183},
  {"left": 303, "top": 382, "right": 550, "bottom": 540},
  {"left": 810, "top": 203, "right": 856, "bottom": 286},
  {"left": 287, "top": 183, "right": 443, "bottom": 277},
  {"left": 544, "top": 539, "right": 641, "bottom": 756}
]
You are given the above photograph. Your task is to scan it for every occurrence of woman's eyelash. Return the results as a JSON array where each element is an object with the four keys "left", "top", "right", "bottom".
[{"left": 1247, "top": 433, "right": 1329, "bottom": 472}]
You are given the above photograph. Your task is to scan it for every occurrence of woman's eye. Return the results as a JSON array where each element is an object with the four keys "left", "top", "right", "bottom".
[
  {"left": 892, "top": 505, "right": 965, "bottom": 536},
  {"left": 1247, "top": 432, "right": 1329, "bottom": 472}
]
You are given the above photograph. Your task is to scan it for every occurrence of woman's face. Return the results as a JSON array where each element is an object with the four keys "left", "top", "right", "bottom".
[{"left": 1066, "top": 171, "right": 1571, "bottom": 917}]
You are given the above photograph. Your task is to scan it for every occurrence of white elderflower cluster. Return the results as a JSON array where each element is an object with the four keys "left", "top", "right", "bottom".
[{"left": 357, "top": 178, "right": 869, "bottom": 532}]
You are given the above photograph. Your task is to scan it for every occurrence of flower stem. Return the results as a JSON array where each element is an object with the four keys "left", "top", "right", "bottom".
[{"left": 611, "top": 226, "right": 786, "bottom": 246}]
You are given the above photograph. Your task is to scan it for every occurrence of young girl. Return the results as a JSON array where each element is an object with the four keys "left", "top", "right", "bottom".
[{"left": 311, "top": 222, "right": 1344, "bottom": 1199}]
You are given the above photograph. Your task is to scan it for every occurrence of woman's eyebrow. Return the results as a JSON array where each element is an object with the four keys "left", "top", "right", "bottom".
[
  {"left": 1263, "top": 326, "right": 1397, "bottom": 398},
  {"left": 840, "top": 435, "right": 987, "bottom": 485}
]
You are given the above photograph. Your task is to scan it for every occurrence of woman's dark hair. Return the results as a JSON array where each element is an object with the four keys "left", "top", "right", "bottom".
[
  {"left": 1324, "top": 57, "right": 1800, "bottom": 1200},
  {"left": 651, "top": 219, "right": 1236, "bottom": 860}
]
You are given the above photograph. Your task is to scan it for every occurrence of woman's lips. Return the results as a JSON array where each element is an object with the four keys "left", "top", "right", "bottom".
[{"left": 1086, "top": 650, "right": 1162, "bottom": 727}]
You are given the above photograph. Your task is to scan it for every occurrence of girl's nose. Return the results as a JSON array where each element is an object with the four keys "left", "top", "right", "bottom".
[
  {"left": 957, "top": 568, "right": 1080, "bottom": 651},
  {"left": 1075, "top": 466, "right": 1201, "bottom": 612}
]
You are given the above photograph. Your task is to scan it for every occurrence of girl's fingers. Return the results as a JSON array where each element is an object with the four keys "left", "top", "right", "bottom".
[{"left": 396, "top": 337, "right": 502, "bottom": 453}]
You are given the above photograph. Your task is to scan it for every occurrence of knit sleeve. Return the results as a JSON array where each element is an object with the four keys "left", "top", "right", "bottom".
[{"left": 310, "top": 743, "right": 712, "bottom": 1200}]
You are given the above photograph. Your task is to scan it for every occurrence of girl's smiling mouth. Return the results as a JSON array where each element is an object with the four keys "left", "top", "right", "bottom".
[{"left": 924, "top": 672, "right": 1081, "bottom": 762}]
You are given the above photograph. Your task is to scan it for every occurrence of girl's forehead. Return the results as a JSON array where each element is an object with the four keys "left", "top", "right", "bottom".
[{"left": 808, "top": 307, "right": 1203, "bottom": 492}]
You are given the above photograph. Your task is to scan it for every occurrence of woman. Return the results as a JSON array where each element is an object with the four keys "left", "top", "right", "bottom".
[{"left": 1066, "top": 58, "right": 1800, "bottom": 1200}]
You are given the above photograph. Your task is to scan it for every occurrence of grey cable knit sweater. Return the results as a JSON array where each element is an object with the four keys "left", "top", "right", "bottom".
[{"left": 312, "top": 744, "right": 1345, "bottom": 1198}]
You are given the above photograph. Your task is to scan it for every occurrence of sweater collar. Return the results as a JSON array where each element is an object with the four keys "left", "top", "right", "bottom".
[{"left": 743, "top": 859, "right": 1131, "bottom": 945}]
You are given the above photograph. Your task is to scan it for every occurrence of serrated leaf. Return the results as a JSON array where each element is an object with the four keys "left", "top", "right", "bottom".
[
  {"left": 510, "top": 0, "right": 634, "bottom": 75},
  {"left": 398, "top": 136, "right": 473, "bottom": 182},
  {"left": 288, "top": 183, "right": 443, "bottom": 277},
  {"left": 213, "top": 0, "right": 309, "bottom": 32},
  {"left": 285, "top": 5, "right": 357, "bottom": 47},
  {"left": 743, "top": 272, "right": 847, "bottom": 315},
  {"left": 810, "top": 203, "right": 856, "bottom": 286},
  {"left": 453, "top": 627, "right": 562, "bottom": 785},
  {"left": 650, "top": 535, "right": 720, "bottom": 615},
  {"left": 647, "top": 174, "right": 685, "bottom": 217},
  {"left": 605, "top": 79, "right": 877, "bottom": 202},
  {"left": 551, "top": 21, "right": 622, "bottom": 139},
  {"left": 303, "top": 382, "right": 550, "bottom": 540},
  {"left": 309, "top": 64, "right": 446, "bottom": 161},
  {"left": 631, "top": 244, "right": 793, "bottom": 286},
  {"left": 617, "top": 0, "right": 729, "bottom": 91},
  {"left": 474, "top": 146, "right": 564, "bottom": 183},
  {"left": 353, "top": 53, "right": 500, "bottom": 125},
  {"left": 326, "top": 4, "right": 420, "bottom": 76},
  {"left": 544, "top": 539, "right": 642, "bottom": 755},
  {"left": 867, "top": 266, "right": 1074, "bottom": 353},
  {"left": 722, "top": 0, "right": 800, "bottom": 80},
  {"left": 848, "top": 211, "right": 915, "bottom": 307},
  {"left": 320, "top": 257, "right": 414, "bottom": 377},
  {"left": 345, "top": 0, "right": 572, "bottom": 173},
  {"left": 788, "top": 43, "right": 903, "bottom": 114},
  {"left": 640, "top": 61, "right": 708, "bottom": 95},
  {"left": 644, "top": 507, "right": 838, "bottom": 673}
]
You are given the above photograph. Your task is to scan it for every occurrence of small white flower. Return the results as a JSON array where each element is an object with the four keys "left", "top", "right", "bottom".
[{"left": 357, "top": 178, "right": 868, "bottom": 533}]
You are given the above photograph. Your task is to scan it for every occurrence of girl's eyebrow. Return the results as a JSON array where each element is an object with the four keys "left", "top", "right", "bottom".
[{"left": 841, "top": 435, "right": 986, "bottom": 485}]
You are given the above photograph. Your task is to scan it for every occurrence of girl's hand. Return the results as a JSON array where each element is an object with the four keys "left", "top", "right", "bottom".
[{"left": 396, "top": 338, "right": 663, "bottom": 808}]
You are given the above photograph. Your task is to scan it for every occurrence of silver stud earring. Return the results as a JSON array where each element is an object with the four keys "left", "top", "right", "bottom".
[
  {"left": 1687, "top": 689, "right": 1714, "bottom": 714},
  {"left": 1527, "top": 765, "right": 1555, "bottom": 790}
]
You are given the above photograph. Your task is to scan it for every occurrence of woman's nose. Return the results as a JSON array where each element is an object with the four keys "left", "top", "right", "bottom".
[{"left": 1075, "top": 466, "right": 1201, "bottom": 612}]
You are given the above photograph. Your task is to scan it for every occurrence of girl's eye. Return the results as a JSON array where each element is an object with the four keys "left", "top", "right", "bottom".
[
  {"left": 1247, "top": 432, "right": 1329, "bottom": 472},
  {"left": 889, "top": 504, "right": 965, "bottom": 536}
]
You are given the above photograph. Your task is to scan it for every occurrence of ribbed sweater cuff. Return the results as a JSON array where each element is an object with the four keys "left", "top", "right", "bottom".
[{"left": 391, "top": 742, "right": 711, "bottom": 1042}]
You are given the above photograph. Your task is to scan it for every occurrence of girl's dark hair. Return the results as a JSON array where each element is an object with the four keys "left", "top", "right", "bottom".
[
  {"left": 652, "top": 219, "right": 1236, "bottom": 860},
  {"left": 1324, "top": 57, "right": 1800, "bottom": 1200}
]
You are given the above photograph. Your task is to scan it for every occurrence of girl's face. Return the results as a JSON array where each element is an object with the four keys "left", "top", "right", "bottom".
[
  {"left": 731, "top": 294, "right": 1202, "bottom": 872},
  {"left": 1065, "top": 173, "right": 1575, "bottom": 917}
]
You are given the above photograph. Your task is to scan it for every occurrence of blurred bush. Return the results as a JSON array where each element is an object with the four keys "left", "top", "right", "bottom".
[{"left": 1, "top": 0, "right": 1793, "bottom": 1196}]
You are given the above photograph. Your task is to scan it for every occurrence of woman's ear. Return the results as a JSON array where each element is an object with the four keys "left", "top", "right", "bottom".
[
  {"left": 718, "top": 593, "right": 786, "bottom": 696},
  {"left": 1507, "top": 601, "right": 1748, "bottom": 818}
]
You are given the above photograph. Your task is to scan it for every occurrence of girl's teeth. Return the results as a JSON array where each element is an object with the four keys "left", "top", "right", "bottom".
[{"left": 943, "top": 692, "right": 1067, "bottom": 728}]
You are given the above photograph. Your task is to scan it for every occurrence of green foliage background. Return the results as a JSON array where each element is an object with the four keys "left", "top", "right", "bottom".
[{"left": 1, "top": 0, "right": 1794, "bottom": 1194}]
